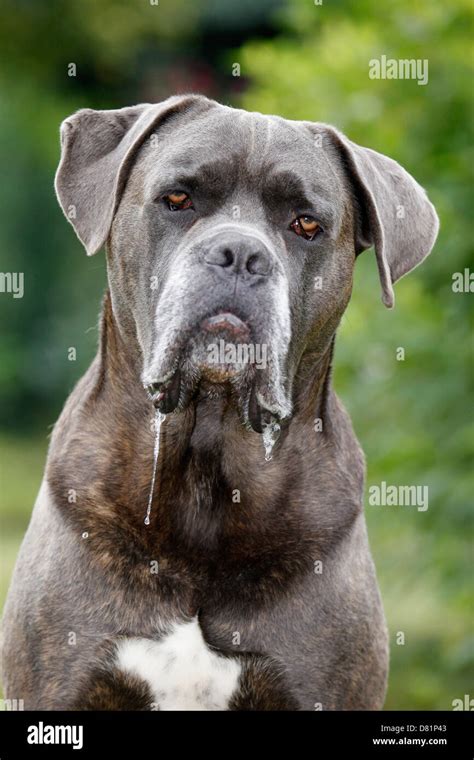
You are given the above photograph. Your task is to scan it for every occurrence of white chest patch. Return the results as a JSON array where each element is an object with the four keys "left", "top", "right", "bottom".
[{"left": 116, "top": 617, "right": 242, "bottom": 711}]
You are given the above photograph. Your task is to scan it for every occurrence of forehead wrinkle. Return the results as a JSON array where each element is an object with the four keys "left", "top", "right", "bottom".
[
  {"left": 248, "top": 116, "right": 256, "bottom": 156},
  {"left": 241, "top": 113, "right": 275, "bottom": 170},
  {"left": 260, "top": 118, "right": 273, "bottom": 161}
]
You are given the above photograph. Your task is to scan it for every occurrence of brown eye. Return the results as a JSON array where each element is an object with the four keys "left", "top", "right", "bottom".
[
  {"left": 164, "top": 192, "right": 194, "bottom": 211},
  {"left": 290, "top": 215, "right": 321, "bottom": 240}
]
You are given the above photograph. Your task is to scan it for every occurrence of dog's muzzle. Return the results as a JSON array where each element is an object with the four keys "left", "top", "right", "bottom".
[{"left": 143, "top": 227, "right": 292, "bottom": 431}]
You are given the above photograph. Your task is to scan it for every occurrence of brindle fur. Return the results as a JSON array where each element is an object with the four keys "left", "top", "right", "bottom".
[
  {"left": 1, "top": 293, "right": 386, "bottom": 709},
  {"left": 2, "top": 95, "right": 439, "bottom": 710}
]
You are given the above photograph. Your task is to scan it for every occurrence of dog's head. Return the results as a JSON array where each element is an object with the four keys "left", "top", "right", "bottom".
[{"left": 55, "top": 95, "right": 438, "bottom": 431}]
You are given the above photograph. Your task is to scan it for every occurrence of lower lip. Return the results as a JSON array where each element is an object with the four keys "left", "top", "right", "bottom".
[{"left": 201, "top": 312, "right": 250, "bottom": 338}]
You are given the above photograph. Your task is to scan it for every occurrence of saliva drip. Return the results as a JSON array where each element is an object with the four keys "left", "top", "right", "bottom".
[
  {"left": 262, "top": 417, "right": 280, "bottom": 462},
  {"left": 144, "top": 409, "right": 166, "bottom": 526}
]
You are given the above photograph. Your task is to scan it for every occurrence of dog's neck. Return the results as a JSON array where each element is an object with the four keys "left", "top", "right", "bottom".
[
  {"left": 49, "top": 292, "right": 340, "bottom": 570},
  {"left": 46, "top": 290, "right": 361, "bottom": 611}
]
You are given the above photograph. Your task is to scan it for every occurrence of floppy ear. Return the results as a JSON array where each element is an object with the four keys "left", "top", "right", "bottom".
[
  {"left": 324, "top": 127, "right": 439, "bottom": 308},
  {"left": 55, "top": 95, "right": 207, "bottom": 256}
]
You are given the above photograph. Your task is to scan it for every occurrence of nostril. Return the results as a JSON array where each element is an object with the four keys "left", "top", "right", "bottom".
[
  {"left": 247, "top": 253, "right": 269, "bottom": 276},
  {"left": 204, "top": 246, "right": 234, "bottom": 268},
  {"left": 246, "top": 254, "right": 259, "bottom": 275},
  {"left": 221, "top": 248, "right": 234, "bottom": 267}
]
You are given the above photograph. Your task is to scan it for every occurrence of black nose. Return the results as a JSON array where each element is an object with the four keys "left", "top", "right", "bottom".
[{"left": 203, "top": 238, "right": 272, "bottom": 277}]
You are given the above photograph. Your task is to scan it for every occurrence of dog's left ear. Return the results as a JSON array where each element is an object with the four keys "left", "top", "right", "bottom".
[{"left": 323, "top": 127, "right": 439, "bottom": 308}]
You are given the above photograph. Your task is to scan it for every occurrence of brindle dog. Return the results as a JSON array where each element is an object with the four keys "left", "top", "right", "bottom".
[{"left": 2, "top": 95, "right": 438, "bottom": 710}]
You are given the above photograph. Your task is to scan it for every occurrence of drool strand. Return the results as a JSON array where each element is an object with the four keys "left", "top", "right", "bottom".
[
  {"left": 144, "top": 409, "right": 166, "bottom": 526},
  {"left": 262, "top": 417, "right": 281, "bottom": 462}
]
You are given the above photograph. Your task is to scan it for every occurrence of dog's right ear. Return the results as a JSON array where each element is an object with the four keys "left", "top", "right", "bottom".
[{"left": 55, "top": 95, "right": 208, "bottom": 256}]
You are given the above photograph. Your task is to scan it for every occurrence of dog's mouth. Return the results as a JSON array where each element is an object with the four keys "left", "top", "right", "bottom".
[
  {"left": 193, "top": 311, "right": 252, "bottom": 380},
  {"left": 145, "top": 310, "right": 282, "bottom": 433},
  {"left": 201, "top": 311, "right": 250, "bottom": 337},
  {"left": 146, "top": 366, "right": 184, "bottom": 415}
]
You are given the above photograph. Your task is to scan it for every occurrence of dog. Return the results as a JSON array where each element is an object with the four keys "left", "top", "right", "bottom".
[{"left": 2, "top": 94, "right": 438, "bottom": 710}]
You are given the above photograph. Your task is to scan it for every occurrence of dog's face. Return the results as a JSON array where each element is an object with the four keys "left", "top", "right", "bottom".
[
  {"left": 109, "top": 107, "right": 356, "bottom": 428},
  {"left": 55, "top": 95, "right": 438, "bottom": 430}
]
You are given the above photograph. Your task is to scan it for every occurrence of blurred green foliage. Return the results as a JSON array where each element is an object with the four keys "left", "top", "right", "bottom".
[{"left": 0, "top": 0, "right": 472, "bottom": 710}]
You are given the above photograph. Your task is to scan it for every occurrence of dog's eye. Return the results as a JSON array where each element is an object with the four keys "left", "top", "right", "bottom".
[
  {"left": 289, "top": 215, "right": 322, "bottom": 240},
  {"left": 163, "top": 192, "right": 194, "bottom": 211}
]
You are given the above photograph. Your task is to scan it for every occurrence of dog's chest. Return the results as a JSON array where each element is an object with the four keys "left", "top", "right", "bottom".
[{"left": 115, "top": 617, "right": 241, "bottom": 710}]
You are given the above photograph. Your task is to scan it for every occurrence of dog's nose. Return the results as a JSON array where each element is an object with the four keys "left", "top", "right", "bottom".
[{"left": 203, "top": 239, "right": 271, "bottom": 277}]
